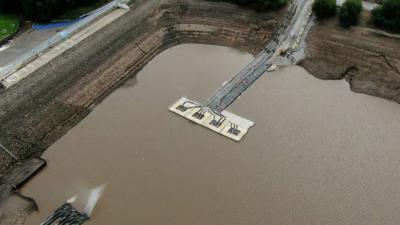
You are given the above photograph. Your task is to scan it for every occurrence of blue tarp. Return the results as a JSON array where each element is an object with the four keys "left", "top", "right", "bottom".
[{"left": 33, "top": 19, "right": 79, "bottom": 30}]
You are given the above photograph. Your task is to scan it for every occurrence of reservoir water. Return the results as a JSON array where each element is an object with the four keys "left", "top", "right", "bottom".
[{"left": 23, "top": 44, "right": 400, "bottom": 225}]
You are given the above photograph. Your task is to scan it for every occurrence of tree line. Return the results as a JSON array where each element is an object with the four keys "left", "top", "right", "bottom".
[
  {"left": 213, "top": 0, "right": 289, "bottom": 11},
  {"left": 0, "top": 0, "right": 99, "bottom": 22},
  {"left": 217, "top": 0, "right": 399, "bottom": 32},
  {"left": 371, "top": 0, "right": 400, "bottom": 32},
  {"left": 313, "top": 0, "right": 399, "bottom": 32},
  {"left": 312, "top": 0, "right": 362, "bottom": 26},
  {"left": 1, "top": 0, "right": 398, "bottom": 32}
]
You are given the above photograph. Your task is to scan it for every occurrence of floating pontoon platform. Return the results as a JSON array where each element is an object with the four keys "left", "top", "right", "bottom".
[
  {"left": 41, "top": 203, "right": 88, "bottom": 225},
  {"left": 169, "top": 97, "right": 254, "bottom": 141}
]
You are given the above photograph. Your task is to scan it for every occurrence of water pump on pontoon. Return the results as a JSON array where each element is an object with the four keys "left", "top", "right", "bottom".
[{"left": 40, "top": 185, "right": 105, "bottom": 225}]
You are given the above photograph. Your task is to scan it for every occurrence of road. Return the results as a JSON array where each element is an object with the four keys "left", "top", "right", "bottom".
[
  {"left": 0, "top": 28, "right": 58, "bottom": 68},
  {"left": 0, "top": 0, "right": 130, "bottom": 88}
]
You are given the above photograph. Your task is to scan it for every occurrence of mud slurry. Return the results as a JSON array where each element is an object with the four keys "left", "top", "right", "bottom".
[
  {"left": 0, "top": 193, "right": 37, "bottom": 225},
  {"left": 0, "top": 158, "right": 45, "bottom": 225}
]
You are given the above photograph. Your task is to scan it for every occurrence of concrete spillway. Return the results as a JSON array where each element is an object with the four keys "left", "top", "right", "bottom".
[{"left": 170, "top": 0, "right": 314, "bottom": 141}]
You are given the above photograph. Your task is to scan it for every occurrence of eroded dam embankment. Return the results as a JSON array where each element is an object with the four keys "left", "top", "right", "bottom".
[{"left": 301, "top": 18, "right": 400, "bottom": 102}]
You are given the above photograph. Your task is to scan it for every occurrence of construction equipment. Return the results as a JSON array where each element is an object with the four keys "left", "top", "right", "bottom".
[{"left": 41, "top": 203, "right": 88, "bottom": 225}]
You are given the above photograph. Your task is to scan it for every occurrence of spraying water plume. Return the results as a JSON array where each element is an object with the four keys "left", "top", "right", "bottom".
[
  {"left": 40, "top": 185, "right": 106, "bottom": 225},
  {"left": 83, "top": 184, "right": 106, "bottom": 216},
  {"left": 67, "top": 196, "right": 77, "bottom": 204}
]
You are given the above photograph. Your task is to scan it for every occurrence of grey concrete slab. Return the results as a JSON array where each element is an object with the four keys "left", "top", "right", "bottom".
[{"left": 0, "top": 28, "right": 59, "bottom": 67}]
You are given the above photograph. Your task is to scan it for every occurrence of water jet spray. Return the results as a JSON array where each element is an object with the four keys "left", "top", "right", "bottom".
[{"left": 40, "top": 185, "right": 105, "bottom": 225}]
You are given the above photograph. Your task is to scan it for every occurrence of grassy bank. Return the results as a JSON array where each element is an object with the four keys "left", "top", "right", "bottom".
[{"left": 0, "top": 14, "right": 20, "bottom": 42}]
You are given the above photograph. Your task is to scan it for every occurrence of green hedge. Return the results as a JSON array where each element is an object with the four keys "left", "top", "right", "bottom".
[
  {"left": 339, "top": 0, "right": 362, "bottom": 26},
  {"left": 313, "top": 0, "right": 337, "bottom": 19},
  {"left": 371, "top": 0, "right": 400, "bottom": 33},
  {"left": 213, "top": 0, "right": 289, "bottom": 11},
  {"left": 1, "top": 0, "right": 103, "bottom": 22}
]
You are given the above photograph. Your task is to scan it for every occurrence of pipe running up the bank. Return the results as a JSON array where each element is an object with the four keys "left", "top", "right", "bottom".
[{"left": 0, "top": 142, "right": 18, "bottom": 161}]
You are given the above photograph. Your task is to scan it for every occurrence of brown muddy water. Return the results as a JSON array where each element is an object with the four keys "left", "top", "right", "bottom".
[{"left": 23, "top": 44, "right": 400, "bottom": 225}]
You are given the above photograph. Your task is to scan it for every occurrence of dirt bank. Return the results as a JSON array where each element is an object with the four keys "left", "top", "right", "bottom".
[
  {"left": 300, "top": 14, "right": 400, "bottom": 103},
  {"left": 0, "top": 158, "right": 44, "bottom": 225}
]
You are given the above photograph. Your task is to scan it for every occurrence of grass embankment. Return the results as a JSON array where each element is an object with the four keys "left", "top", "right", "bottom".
[
  {"left": 0, "top": 14, "right": 20, "bottom": 42},
  {"left": 55, "top": 0, "right": 110, "bottom": 21}
]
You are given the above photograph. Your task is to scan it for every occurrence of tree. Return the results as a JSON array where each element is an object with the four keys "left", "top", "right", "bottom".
[
  {"left": 253, "top": 0, "right": 289, "bottom": 10},
  {"left": 21, "top": 0, "right": 65, "bottom": 22},
  {"left": 313, "top": 0, "right": 337, "bottom": 19},
  {"left": 0, "top": 0, "right": 23, "bottom": 13},
  {"left": 1, "top": 0, "right": 103, "bottom": 22},
  {"left": 216, "top": 0, "right": 289, "bottom": 11},
  {"left": 371, "top": 0, "right": 400, "bottom": 33},
  {"left": 339, "top": 0, "right": 362, "bottom": 26}
]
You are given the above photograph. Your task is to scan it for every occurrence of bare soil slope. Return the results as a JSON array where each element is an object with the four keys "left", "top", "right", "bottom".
[{"left": 301, "top": 16, "right": 400, "bottom": 103}]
